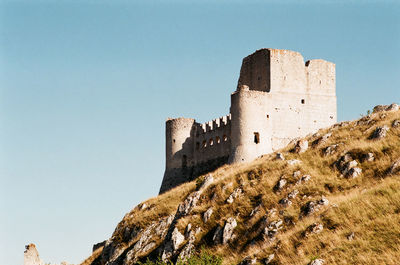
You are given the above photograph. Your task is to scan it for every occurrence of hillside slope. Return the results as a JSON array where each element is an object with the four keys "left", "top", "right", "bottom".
[{"left": 82, "top": 104, "right": 400, "bottom": 265}]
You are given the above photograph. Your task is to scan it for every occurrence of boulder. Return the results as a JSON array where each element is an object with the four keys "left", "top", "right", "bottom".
[
  {"left": 288, "top": 189, "right": 299, "bottom": 199},
  {"left": 239, "top": 256, "right": 257, "bottom": 265},
  {"left": 203, "top": 207, "right": 213, "bottom": 223},
  {"left": 294, "top": 139, "right": 309, "bottom": 153},
  {"left": 222, "top": 217, "right": 237, "bottom": 244},
  {"left": 313, "top": 133, "right": 332, "bottom": 146},
  {"left": 370, "top": 125, "right": 389, "bottom": 139},
  {"left": 227, "top": 188, "right": 243, "bottom": 204},
  {"left": 303, "top": 223, "right": 323, "bottom": 237},
  {"left": 264, "top": 254, "right": 275, "bottom": 264},
  {"left": 198, "top": 174, "right": 214, "bottom": 191},
  {"left": 276, "top": 153, "right": 285, "bottom": 160},
  {"left": 323, "top": 144, "right": 339, "bottom": 156},
  {"left": 388, "top": 158, "right": 400, "bottom": 175},
  {"left": 274, "top": 177, "right": 287, "bottom": 191},
  {"left": 393, "top": 119, "right": 400, "bottom": 128},
  {"left": 171, "top": 228, "right": 185, "bottom": 251},
  {"left": 347, "top": 232, "right": 355, "bottom": 241},
  {"left": 287, "top": 159, "right": 302, "bottom": 166},
  {"left": 362, "top": 152, "right": 375, "bottom": 162},
  {"left": 296, "top": 175, "right": 311, "bottom": 185},
  {"left": 386, "top": 103, "right": 399, "bottom": 111},
  {"left": 310, "top": 259, "right": 325, "bottom": 265},
  {"left": 346, "top": 167, "right": 362, "bottom": 179}
]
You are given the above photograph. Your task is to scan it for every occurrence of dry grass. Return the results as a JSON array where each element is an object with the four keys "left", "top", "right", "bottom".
[
  {"left": 79, "top": 246, "right": 103, "bottom": 265},
  {"left": 94, "top": 110, "right": 400, "bottom": 265}
]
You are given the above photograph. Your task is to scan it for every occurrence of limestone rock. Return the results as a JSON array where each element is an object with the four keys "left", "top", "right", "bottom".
[
  {"left": 323, "top": 144, "right": 339, "bottom": 156},
  {"left": 203, "top": 207, "right": 213, "bottom": 223},
  {"left": 373, "top": 103, "right": 398, "bottom": 113},
  {"left": 222, "top": 217, "right": 237, "bottom": 244},
  {"left": 296, "top": 175, "right": 311, "bottom": 185},
  {"left": 198, "top": 174, "right": 214, "bottom": 191},
  {"left": 310, "top": 259, "right": 325, "bottom": 265},
  {"left": 274, "top": 177, "right": 287, "bottom": 191},
  {"left": 264, "top": 254, "right": 275, "bottom": 264},
  {"left": 178, "top": 191, "right": 201, "bottom": 216},
  {"left": 370, "top": 125, "right": 389, "bottom": 139},
  {"left": 227, "top": 188, "right": 243, "bottom": 204},
  {"left": 288, "top": 189, "right": 299, "bottom": 199},
  {"left": 24, "top": 244, "right": 43, "bottom": 265},
  {"left": 386, "top": 103, "right": 399, "bottom": 111},
  {"left": 362, "top": 152, "right": 375, "bottom": 162},
  {"left": 346, "top": 167, "right": 362, "bottom": 179},
  {"left": 239, "top": 256, "right": 257, "bottom": 265},
  {"left": 184, "top": 223, "right": 192, "bottom": 239},
  {"left": 313, "top": 132, "right": 332, "bottom": 146},
  {"left": 249, "top": 205, "right": 261, "bottom": 217},
  {"left": 294, "top": 139, "right": 309, "bottom": 153},
  {"left": 301, "top": 197, "right": 329, "bottom": 216},
  {"left": 303, "top": 223, "right": 323, "bottom": 237},
  {"left": 279, "top": 198, "right": 292, "bottom": 207},
  {"left": 347, "top": 232, "right": 355, "bottom": 241},
  {"left": 177, "top": 242, "right": 195, "bottom": 263},
  {"left": 393, "top": 119, "right": 400, "bottom": 128},
  {"left": 287, "top": 159, "right": 302, "bottom": 166},
  {"left": 171, "top": 228, "right": 185, "bottom": 251},
  {"left": 293, "top": 170, "right": 302, "bottom": 178},
  {"left": 388, "top": 158, "right": 400, "bottom": 175},
  {"left": 276, "top": 153, "right": 285, "bottom": 160}
]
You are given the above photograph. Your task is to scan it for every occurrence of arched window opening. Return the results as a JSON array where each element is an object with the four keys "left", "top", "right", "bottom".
[
  {"left": 209, "top": 139, "right": 214, "bottom": 146},
  {"left": 202, "top": 140, "right": 207, "bottom": 148},
  {"left": 254, "top": 132, "right": 260, "bottom": 144},
  {"left": 196, "top": 142, "right": 200, "bottom": 150},
  {"left": 223, "top": 135, "right": 228, "bottom": 142},
  {"left": 216, "top": 136, "right": 221, "bottom": 144}
]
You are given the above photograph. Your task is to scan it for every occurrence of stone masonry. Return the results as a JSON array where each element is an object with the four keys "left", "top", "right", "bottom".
[{"left": 160, "top": 48, "right": 337, "bottom": 193}]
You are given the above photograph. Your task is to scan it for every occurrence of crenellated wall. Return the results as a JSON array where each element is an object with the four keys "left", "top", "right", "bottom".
[{"left": 160, "top": 48, "right": 337, "bottom": 193}]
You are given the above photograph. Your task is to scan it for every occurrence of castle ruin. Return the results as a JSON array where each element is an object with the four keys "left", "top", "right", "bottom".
[{"left": 159, "top": 48, "right": 337, "bottom": 193}]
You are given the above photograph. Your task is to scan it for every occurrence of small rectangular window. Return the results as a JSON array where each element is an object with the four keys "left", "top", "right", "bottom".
[
  {"left": 254, "top": 132, "right": 260, "bottom": 144},
  {"left": 301, "top": 99, "right": 305, "bottom": 104}
]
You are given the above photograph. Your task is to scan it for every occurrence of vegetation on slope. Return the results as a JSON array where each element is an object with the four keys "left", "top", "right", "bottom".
[{"left": 82, "top": 106, "right": 400, "bottom": 265}]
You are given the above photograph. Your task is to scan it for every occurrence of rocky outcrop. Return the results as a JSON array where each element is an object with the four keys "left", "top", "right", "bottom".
[
  {"left": 373, "top": 103, "right": 399, "bottom": 113},
  {"left": 24, "top": 244, "right": 43, "bottom": 265}
]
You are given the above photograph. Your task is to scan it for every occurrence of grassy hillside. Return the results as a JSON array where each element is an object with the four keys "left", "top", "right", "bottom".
[{"left": 82, "top": 106, "right": 400, "bottom": 265}]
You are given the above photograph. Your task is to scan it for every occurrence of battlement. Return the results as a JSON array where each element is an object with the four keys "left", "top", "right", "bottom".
[
  {"left": 198, "top": 114, "right": 231, "bottom": 133},
  {"left": 160, "top": 48, "right": 337, "bottom": 194}
]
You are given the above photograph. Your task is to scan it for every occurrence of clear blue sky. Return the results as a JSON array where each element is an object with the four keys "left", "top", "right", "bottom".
[{"left": 0, "top": 1, "right": 399, "bottom": 264}]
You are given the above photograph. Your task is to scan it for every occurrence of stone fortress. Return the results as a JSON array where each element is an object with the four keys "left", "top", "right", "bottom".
[{"left": 159, "top": 48, "right": 337, "bottom": 193}]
